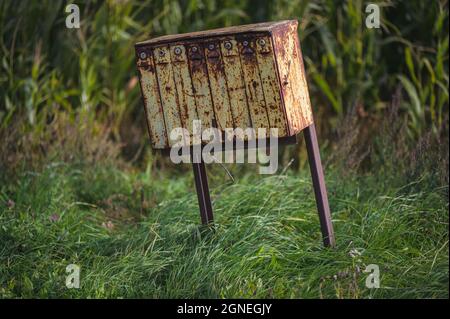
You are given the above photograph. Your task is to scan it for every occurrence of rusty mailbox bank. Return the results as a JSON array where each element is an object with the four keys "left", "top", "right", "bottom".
[{"left": 135, "top": 20, "right": 335, "bottom": 247}]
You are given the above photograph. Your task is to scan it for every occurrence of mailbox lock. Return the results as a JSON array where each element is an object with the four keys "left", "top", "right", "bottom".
[
  {"left": 208, "top": 44, "right": 215, "bottom": 51},
  {"left": 159, "top": 49, "right": 165, "bottom": 57},
  {"left": 139, "top": 51, "right": 147, "bottom": 60},
  {"left": 191, "top": 46, "right": 198, "bottom": 53},
  {"left": 242, "top": 40, "right": 249, "bottom": 47},
  {"left": 174, "top": 47, "right": 182, "bottom": 55},
  {"left": 258, "top": 38, "right": 266, "bottom": 46},
  {"left": 224, "top": 41, "right": 232, "bottom": 50}
]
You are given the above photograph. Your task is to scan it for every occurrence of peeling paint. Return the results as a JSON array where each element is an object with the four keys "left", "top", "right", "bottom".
[{"left": 135, "top": 20, "right": 313, "bottom": 149}]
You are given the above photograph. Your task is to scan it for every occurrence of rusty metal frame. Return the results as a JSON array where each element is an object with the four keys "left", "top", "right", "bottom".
[
  {"left": 188, "top": 128, "right": 335, "bottom": 248},
  {"left": 191, "top": 149, "right": 214, "bottom": 225},
  {"left": 304, "top": 124, "right": 335, "bottom": 247}
]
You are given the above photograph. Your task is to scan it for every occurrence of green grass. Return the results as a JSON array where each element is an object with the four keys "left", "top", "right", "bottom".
[{"left": 0, "top": 161, "right": 448, "bottom": 298}]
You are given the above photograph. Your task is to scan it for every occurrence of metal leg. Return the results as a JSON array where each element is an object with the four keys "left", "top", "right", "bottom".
[
  {"left": 192, "top": 154, "right": 214, "bottom": 225},
  {"left": 304, "top": 124, "right": 335, "bottom": 247}
]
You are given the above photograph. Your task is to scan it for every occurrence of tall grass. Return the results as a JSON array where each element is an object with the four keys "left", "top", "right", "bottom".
[{"left": 0, "top": 159, "right": 447, "bottom": 298}]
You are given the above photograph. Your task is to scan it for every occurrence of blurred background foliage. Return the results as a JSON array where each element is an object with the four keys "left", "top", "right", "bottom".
[{"left": 0, "top": 0, "right": 448, "bottom": 174}]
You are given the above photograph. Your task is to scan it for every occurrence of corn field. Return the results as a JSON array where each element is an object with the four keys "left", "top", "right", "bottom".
[{"left": 0, "top": 0, "right": 448, "bottom": 158}]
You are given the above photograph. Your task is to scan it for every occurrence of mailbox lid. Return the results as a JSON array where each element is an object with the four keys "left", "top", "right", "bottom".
[{"left": 135, "top": 20, "right": 298, "bottom": 47}]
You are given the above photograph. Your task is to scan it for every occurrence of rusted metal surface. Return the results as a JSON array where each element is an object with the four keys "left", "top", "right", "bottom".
[
  {"left": 170, "top": 44, "right": 199, "bottom": 141},
  {"left": 135, "top": 20, "right": 313, "bottom": 149},
  {"left": 237, "top": 34, "right": 270, "bottom": 139},
  {"left": 220, "top": 38, "right": 252, "bottom": 140},
  {"left": 204, "top": 41, "right": 234, "bottom": 134},
  {"left": 136, "top": 21, "right": 301, "bottom": 46},
  {"left": 271, "top": 20, "right": 313, "bottom": 135},
  {"left": 136, "top": 50, "right": 168, "bottom": 148},
  {"left": 153, "top": 45, "right": 183, "bottom": 147},
  {"left": 255, "top": 35, "right": 288, "bottom": 136},
  {"left": 187, "top": 44, "right": 216, "bottom": 131},
  {"left": 294, "top": 36, "right": 314, "bottom": 129}
]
